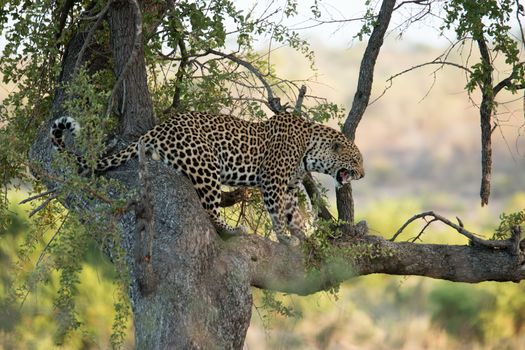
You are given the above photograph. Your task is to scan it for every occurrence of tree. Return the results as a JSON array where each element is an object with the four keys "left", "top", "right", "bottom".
[{"left": 0, "top": 0, "right": 524, "bottom": 348}]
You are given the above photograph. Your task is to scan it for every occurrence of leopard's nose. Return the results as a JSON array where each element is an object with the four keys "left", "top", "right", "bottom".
[{"left": 351, "top": 169, "right": 364, "bottom": 180}]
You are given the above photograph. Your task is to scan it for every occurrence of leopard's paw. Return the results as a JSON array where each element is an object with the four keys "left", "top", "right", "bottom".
[{"left": 276, "top": 234, "right": 300, "bottom": 247}]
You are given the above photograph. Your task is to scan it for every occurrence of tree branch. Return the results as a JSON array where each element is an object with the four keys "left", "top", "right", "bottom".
[
  {"left": 220, "top": 187, "right": 250, "bottom": 208},
  {"left": 168, "top": 38, "right": 189, "bottom": 112},
  {"left": 74, "top": 0, "right": 113, "bottom": 75},
  {"left": 228, "top": 228, "right": 525, "bottom": 296},
  {"left": 206, "top": 49, "right": 283, "bottom": 113},
  {"left": 390, "top": 210, "right": 512, "bottom": 249},
  {"left": 342, "top": 0, "right": 396, "bottom": 140},
  {"left": 477, "top": 37, "right": 494, "bottom": 206},
  {"left": 371, "top": 60, "right": 474, "bottom": 105},
  {"left": 19, "top": 188, "right": 59, "bottom": 205},
  {"left": 294, "top": 85, "right": 307, "bottom": 113},
  {"left": 337, "top": 0, "right": 396, "bottom": 235},
  {"left": 54, "top": 0, "right": 76, "bottom": 41},
  {"left": 493, "top": 62, "right": 525, "bottom": 95}
]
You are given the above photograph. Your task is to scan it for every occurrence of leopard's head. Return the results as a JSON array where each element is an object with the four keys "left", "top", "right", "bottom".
[{"left": 305, "top": 126, "right": 364, "bottom": 186}]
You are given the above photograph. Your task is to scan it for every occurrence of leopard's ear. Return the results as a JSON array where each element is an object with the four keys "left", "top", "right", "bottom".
[{"left": 332, "top": 140, "right": 343, "bottom": 154}]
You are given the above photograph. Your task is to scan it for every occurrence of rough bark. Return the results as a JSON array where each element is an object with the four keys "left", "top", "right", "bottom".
[
  {"left": 476, "top": 37, "right": 494, "bottom": 207},
  {"left": 108, "top": 0, "right": 155, "bottom": 139},
  {"left": 29, "top": 2, "right": 253, "bottom": 348},
  {"left": 234, "top": 232, "right": 525, "bottom": 295}
]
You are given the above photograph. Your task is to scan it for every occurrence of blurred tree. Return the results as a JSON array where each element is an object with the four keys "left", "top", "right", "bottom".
[{"left": 0, "top": 0, "right": 524, "bottom": 348}]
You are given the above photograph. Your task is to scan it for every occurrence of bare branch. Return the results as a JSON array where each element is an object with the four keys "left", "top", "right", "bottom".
[
  {"left": 410, "top": 218, "right": 438, "bottom": 243},
  {"left": 370, "top": 60, "right": 474, "bottom": 105},
  {"left": 342, "top": 0, "right": 396, "bottom": 140},
  {"left": 28, "top": 193, "right": 60, "bottom": 218},
  {"left": 393, "top": 0, "right": 432, "bottom": 11},
  {"left": 294, "top": 85, "right": 307, "bottom": 113},
  {"left": 35, "top": 213, "right": 70, "bottom": 267},
  {"left": 477, "top": 37, "right": 494, "bottom": 206},
  {"left": 493, "top": 62, "right": 525, "bottom": 95},
  {"left": 19, "top": 188, "right": 59, "bottom": 205},
  {"left": 390, "top": 211, "right": 513, "bottom": 249},
  {"left": 231, "top": 229, "right": 525, "bottom": 296},
  {"left": 74, "top": 0, "right": 113, "bottom": 75},
  {"left": 337, "top": 0, "right": 396, "bottom": 235},
  {"left": 207, "top": 49, "right": 283, "bottom": 113}
]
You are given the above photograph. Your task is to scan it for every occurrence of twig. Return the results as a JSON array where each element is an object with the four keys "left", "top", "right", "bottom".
[
  {"left": 19, "top": 188, "right": 59, "bottom": 205},
  {"left": 35, "top": 212, "right": 70, "bottom": 267},
  {"left": 106, "top": 0, "right": 143, "bottom": 117},
  {"left": 20, "top": 213, "right": 70, "bottom": 311},
  {"left": 410, "top": 218, "right": 437, "bottom": 242},
  {"left": 370, "top": 60, "right": 474, "bottom": 106},
  {"left": 28, "top": 193, "right": 60, "bottom": 218},
  {"left": 393, "top": 0, "right": 431, "bottom": 11},
  {"left": 207, "top": 48, "right": 283, "bottom": 113},
  {"left": 73, "top": 0, "right": 113, "bottom": 75},
  {"left": 294, "top": 85, "right": 307, "bottom": 113},
  {"left": 390, "top": 211, "right": 512, "bottom": 249}
]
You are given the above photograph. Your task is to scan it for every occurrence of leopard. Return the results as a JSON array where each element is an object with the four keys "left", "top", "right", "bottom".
[{"left": 50, "top": 112, "right": 364, "bottom": 243}]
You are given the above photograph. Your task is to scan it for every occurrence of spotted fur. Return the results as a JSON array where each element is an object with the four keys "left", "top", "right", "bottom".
[{"left": 50, "top": 112, "right": 364, "bottom": 242}]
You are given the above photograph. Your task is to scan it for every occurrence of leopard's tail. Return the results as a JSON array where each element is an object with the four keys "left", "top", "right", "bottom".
[
  {"left": 50, "top": 116, "right": 139, "bottom": 173},
  {"left": 50, "top": 116, "right": 81, "bottom": 151}
]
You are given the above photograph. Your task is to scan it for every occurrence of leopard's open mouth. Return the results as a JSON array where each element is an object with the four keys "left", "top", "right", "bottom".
[
  {"left": 336, "top": 168, "right": 351, "bottom": 185},
  {"left": 336, "top": 168, "right": 363, "bottom": 185}
]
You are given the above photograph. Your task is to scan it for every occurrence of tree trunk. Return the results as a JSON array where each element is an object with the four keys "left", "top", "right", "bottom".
[
  {"left": 29, "top": 2, "right": 253, "bottom": 347},
  {"left": 108, "top": 0, "right": 155, "bottom": 139}
]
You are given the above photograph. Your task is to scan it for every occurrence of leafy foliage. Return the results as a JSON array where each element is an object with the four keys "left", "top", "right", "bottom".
[
  {"left": 492, "top": 209, "right": 525, "bottom": 240},
  {"left": 442, "top": 0, "right": 525, "bottom": 94}
]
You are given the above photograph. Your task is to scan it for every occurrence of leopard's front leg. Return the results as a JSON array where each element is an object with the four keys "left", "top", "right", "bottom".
[
  {"left": 284, "top": 189, "right": 307, "bottom": 241},
  {"left": 262, "top": 180, "right": 297, "bottom": 245}
]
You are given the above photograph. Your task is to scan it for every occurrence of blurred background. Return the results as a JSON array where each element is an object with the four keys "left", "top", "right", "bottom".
[{"left": 1, "top": 0, "right": 525, "bottom": 348}]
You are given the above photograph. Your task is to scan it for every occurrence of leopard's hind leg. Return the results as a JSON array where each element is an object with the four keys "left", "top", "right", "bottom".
[{"left": 166, "top": 146, "right": 246, "bottom": 236}]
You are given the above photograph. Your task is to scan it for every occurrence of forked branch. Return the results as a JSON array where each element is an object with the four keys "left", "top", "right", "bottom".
[{"left": 390, "top": 210, "right": 519, "bottom": 250}]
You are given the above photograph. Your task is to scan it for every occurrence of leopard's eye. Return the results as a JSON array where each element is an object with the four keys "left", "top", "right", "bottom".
[{"left": 332, "top": 141, "right": 343, "bottom": 154}]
